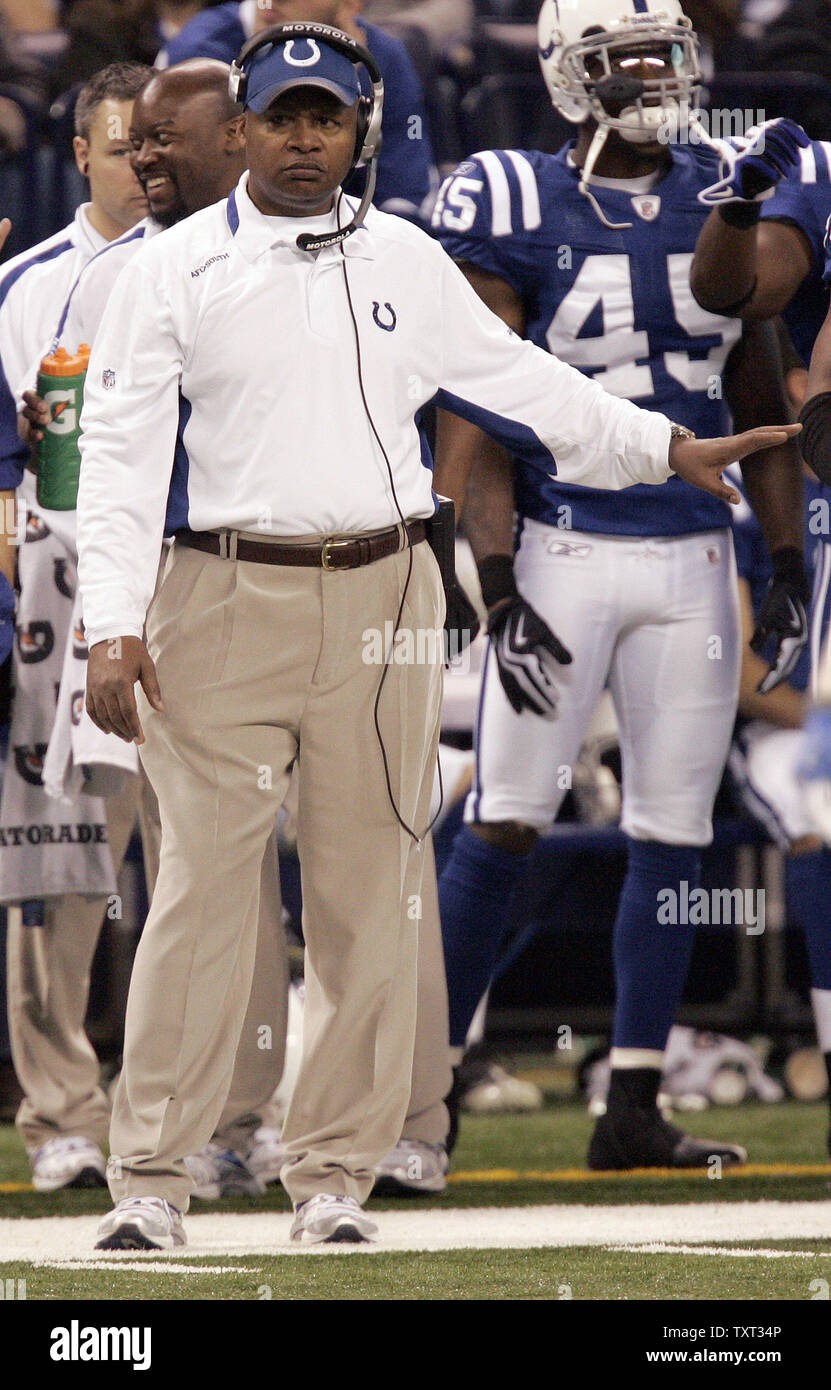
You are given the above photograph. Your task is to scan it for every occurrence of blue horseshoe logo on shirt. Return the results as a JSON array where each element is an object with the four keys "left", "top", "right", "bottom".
[{"left": 372, "top": 301, "right": 397, "bottom": 332}]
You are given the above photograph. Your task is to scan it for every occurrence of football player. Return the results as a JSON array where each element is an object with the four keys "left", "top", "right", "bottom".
[
  {"left": 430, "top": 0, "right": 807, "bottom": 1168},
  {"left": 689, "top": 90, "right": 831, "bottom": 1111}
]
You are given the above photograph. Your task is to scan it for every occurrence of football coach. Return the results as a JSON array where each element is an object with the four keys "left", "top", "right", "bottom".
[{"left": 76, "top": 23, "right": 800, "bottom": 1248}]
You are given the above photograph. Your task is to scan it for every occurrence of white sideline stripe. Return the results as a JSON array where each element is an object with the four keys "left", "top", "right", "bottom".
[
  {"left": 2, "top": 1202, "right": 831, "bottom": 1260},
  {"left": 32, "top": 1261, "right": 263, "bottom": 1274},
  {"left": 610, "top": 1244, "right": 830, "bottom": 1259}
]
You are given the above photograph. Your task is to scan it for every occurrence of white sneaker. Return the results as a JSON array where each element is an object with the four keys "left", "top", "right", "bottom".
[
  {"left": 184, "top": 1143, "right": 265, "bottom": 1200},
  {"left": 290, "top": 1193, "right": 378, "bottom": 1244},
  {"left": 374, "top": 1140, "right": 448, "bottom": 1195},
  {"left": 30, "top": 1136, "right": 107, "bottom": 1192},
  {"left": 461, "top": 1061, "right": 543, "bottom": 1115},
  {"left": 245, "top": 1126, "right": 286, "bottom": 1185},
  {"left": 95, "top": 1196, "right": 186, "bottom": 1250}
]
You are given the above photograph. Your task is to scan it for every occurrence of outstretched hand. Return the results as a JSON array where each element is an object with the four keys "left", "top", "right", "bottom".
[{"left": 669, "top": 424, "right": 802, "bottom": 504}]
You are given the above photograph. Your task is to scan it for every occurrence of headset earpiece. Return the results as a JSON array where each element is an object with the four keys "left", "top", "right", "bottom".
[
  {"left": 228, "top": 59, "right": 247, "bottom": 106},
  {"left": 354, "top": 95, "right": 372, "bottom": 164}
]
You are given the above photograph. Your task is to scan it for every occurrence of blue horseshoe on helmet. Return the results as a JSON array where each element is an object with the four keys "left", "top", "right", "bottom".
[{"left": 372, "top": 301, "right": 397, "bottom": 331}]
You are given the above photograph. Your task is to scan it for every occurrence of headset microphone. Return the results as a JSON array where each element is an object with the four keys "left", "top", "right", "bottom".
[{"left": 296, "top": 160, "right": 378, "bottom": 254}]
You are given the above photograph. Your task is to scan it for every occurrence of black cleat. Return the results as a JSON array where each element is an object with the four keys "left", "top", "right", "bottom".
[
  {"left": 588, "top": 1105, "right": 747, "bottom": 1171},
  {"left": 95, "top": 1225, "right": 163, "bottom": 1251},
  {"left": 323, "top": 1224, "right": 370, "bottom": 1244},
  {"left": 66, "top": 1166, "right": 108, "bottom": 1190}
]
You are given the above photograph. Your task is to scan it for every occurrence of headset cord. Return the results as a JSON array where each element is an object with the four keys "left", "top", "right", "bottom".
[{"left": 338, "top": 216, "right": 444, "bottom": 844}]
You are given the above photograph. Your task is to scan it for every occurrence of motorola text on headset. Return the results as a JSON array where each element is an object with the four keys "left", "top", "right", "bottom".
[{"left": 228, "top": 21, "right": 385, "bottom": 254}]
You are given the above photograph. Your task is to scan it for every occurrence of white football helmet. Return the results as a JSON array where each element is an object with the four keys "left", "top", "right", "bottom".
[
  {"left": 537, "top": 0, "right": 702, "bottom": 135},
  {"left": 537, "top": 0, "right": 705, "bottom": 227}
]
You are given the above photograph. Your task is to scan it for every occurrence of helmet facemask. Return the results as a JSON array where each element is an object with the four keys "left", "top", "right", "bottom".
[{"left": 563, "top": 21, "right": 702, "bottom": 143}]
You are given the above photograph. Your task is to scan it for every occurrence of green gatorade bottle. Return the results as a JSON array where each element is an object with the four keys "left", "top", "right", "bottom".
[{"left": 36, "top": 344, "right": 91, "bottom": 510}]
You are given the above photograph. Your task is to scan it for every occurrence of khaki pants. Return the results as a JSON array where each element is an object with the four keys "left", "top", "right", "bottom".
[
  {"left": 109, "top": 537, "right": 443, "bottom": 1211},
  {"left": 402, "top": 835, "right": 451, "bottom": 1146},
  {"left": 7, "top": 771, "right": 152, "bottom": 1152}
]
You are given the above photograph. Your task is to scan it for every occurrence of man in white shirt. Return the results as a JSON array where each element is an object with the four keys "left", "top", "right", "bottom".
[
  {"left": 80, "top": 25, "right": 800, "bottom": 1249},
  {"left": 0, "top": 62, "right": 152, "bottom": 1195},
  {"left": 16, "top": 57, "right": 296, "bottom": 1202}
]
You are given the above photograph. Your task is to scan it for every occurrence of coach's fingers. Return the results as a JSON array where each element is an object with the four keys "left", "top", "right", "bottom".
[
  {"left": 139, "top": 651, "right": 165, "bottom": 714},
  {"left": 86, "top": 689, "right": 111, "bottom": 737},
  {"left": 100, "top": 687, "right": 139, "bottom": 744},
  {"left": 114, "top": 683, "right": 145, "bottom": 744},
  {"left": 87, "top": 688, "right": 130, "bottom": 742},
  {"left": 727, "top": 423, "right": 802, "bottom": 461},
  {"left": 0, "top": 218, "right": 11, "bottom": 254}
]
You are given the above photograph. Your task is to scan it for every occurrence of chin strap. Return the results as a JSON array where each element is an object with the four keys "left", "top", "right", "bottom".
[{"left": 577, "top": 124, "right": 634, "bottom": 231}]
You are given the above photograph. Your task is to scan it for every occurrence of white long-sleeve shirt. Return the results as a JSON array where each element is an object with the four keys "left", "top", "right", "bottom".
[
  {"left": 0, "top": 204, "right": 109, "bottom": 410},
  {"left": 77, "top": 172, "right": 674, "bottom": 648}
]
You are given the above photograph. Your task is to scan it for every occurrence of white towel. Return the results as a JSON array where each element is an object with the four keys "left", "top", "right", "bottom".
[
  {"left": 0, "top": 504, "right": 127, "bottom": 902},
  {"left": 42, "top": 583, "right": 137, "bottom": 803}
]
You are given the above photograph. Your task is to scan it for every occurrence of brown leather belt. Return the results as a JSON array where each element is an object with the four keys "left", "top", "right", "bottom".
[{"left": 174, "top": 520, "right": 426, "bottom": 570}]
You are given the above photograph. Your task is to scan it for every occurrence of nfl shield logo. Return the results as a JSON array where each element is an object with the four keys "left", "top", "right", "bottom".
[
  {"left": 632, "top": 195, "right": 660, "bottom": 222},
  {"left": 101, "top": 368, "right": 116, "bottom": 390}
]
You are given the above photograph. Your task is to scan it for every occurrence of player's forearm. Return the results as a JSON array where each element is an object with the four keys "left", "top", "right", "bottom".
[
  {"left": 460, "top": 439, "right": 515, "bottom": 563},
  {"left": 805, "top": 310, "right": 831, "bottom": 401},
  {"left": 728, "top": 320, "right": 804, "bottom": 554},
  {"left": 799, "top": 310, "right": 831, "bottom": 487},
  {"left": 738, "top": 659, "right": 806, "bottom": 727},
  {"left": 433, "top": 409, "right": 480, "bottom": 518},
  {"left": 690, "top": 212, "right": 762, "bottom": 315}
]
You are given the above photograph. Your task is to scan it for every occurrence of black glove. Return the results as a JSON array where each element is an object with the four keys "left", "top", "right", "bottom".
[
  {"left": 478, "top": 554, "right": 572, "bottom": 718},
  {"left": 750, "top": 545, "right": 810, "bottom": 694},
  {"left": 443, "top": 575, "right": 480, "bottom": 661}
]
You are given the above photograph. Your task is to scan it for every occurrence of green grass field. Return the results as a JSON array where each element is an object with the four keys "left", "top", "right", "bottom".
[{"left": 3, "top": 1097, "right": 831, "bottom": 1300}]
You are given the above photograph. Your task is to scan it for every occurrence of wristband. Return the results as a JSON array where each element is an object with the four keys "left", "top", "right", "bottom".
[
  {"left": 717, "top": 201, "right": 763, "bottom": 229},
  {"left": 798, "top": 391, "right": 831, "bottom": 486},
  {"left": 476, "top": 553, "right": 517, "bottom": 610}
]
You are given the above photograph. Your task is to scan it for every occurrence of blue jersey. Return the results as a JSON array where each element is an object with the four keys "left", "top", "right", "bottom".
[
  {"left": 161, "top": 4, "right": 435, "bottom": 217},
  {"left": 0, "top": 355, "right": 26, "bottom": 491},
  {"left": 761, "top": 140, "right": 831, "bottom": 364},
  {"left": 432, "top": 142, "right": 743, "bottom": 537},
  {"left": 731, "top": 472, "right": 824, "bottom": 693}
]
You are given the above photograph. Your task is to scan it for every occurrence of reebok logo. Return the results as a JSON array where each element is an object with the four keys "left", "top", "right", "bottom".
[
  {"left": 190, "top": 253, "right": 229, "bottom": 278},
  {"left": 50, "top": 1321, "right": 151, "bottom": 1370}
]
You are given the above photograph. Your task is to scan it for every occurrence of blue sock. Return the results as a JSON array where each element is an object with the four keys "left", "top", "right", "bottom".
[
  {"left": 786, "top": 849, "right": 831, "bottom": 991},
  {"left": 439, "top": 826, "right": 530, "bottom": 1048},
  {"left": 612, "top": 839, "right": 700, "bottom": 1051}
]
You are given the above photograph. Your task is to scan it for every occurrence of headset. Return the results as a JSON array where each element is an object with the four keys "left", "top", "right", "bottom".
[{"left": 229, "top": 22, "right": 384, "bottom": 253}]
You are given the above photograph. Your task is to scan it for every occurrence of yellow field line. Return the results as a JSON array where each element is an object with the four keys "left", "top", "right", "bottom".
[
  {"left": 448, "top": 1163, "right": 831, "bottom": 1182},
  {"left": 2, "top": 1163, "right": 830, "bottom": 1196}
]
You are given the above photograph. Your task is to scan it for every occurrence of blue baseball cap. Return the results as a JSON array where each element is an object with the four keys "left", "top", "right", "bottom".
[{"left": 244, "top": 37, "right": 362, "bottom": 112}]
